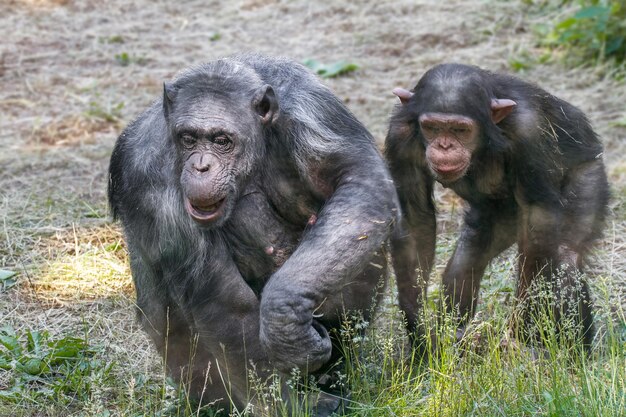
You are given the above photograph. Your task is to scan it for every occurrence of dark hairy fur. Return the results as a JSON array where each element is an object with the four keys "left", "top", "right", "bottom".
[
  {"left": 109, "top": 53, "right": 398, "bottom": 414},
  {"left": 385, "top": 63, "right": 609, "bottom": 352}
]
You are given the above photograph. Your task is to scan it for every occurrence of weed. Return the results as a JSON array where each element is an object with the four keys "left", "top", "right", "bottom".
[
  {"left": 526, "top": 0, "right": 626, "bottom": 69},
  {"left": 99, "top": 35, "right": 125, "bottom": 44},
  {"left": 0, "top": 327, "right": 113, "bottom": 406},
  {"left": 0, "top": 270, "right": 17, "bottom": 292},
  {"left": 303, "top": 59, "right": 359, "bottom": 78},
  {"left": 85, "top": 99, "right": 125, "bottom": 124},
  {"left": 114, "top": 52, "right": 148, "bottom": 67}
]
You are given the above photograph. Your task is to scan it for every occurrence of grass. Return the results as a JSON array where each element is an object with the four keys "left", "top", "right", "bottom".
[
  {"left": 1, "top": 216, "right": 624, "bottom": 416},
  {"left": 1, "top": 0, "right": 625, "bottom": 415}
]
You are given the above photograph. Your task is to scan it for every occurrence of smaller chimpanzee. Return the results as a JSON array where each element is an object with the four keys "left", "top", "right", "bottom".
[{"left": 385, "top": 63, "right": 609, "bottom": 352}]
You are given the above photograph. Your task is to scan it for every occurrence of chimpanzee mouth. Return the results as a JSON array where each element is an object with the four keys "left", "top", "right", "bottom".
[
  {"left": 185, "top": 198, "right": 226, "bottom": 224},
  {"left": 433, "top": 164, "right": 467, "bottom": 182}
]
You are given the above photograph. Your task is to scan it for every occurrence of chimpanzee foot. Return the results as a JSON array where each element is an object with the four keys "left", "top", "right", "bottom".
[
  {"left": 309, "top": 390, "right": 350, "bottom": 417},
  {"left": 310, "top": 373, "right": 351, "bottom": 416}
]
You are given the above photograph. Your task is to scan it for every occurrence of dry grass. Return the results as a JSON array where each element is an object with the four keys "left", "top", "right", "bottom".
[
  {"left": 25, "top": 224, "right": 132, "bottom": 304},
  {"left": 0, "top": 0, "right": 625, "bottom": 414}
]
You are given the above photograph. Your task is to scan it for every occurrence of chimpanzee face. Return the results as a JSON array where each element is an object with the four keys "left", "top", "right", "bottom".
[
  {"left": 164, "top": 81, "right": 278, "bottom": 227},
  {"left": 418, "top": 112, "right": 479, "bottom": 183}
]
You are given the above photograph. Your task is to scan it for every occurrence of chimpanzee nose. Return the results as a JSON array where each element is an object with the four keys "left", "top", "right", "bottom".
[
  {"left": 192, "top": 157, "right": 210, "bottom": 173},
  {"left": 193, "top": 163, "right": 210, "bottom": 173},
  {"left": 439, "top": 138, "right": 452, "bottom": 150}
]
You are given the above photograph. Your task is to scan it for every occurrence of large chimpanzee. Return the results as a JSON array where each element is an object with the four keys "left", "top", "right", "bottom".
[
  {"left": 108, "top": 54, "right": 398, "bottom": 415},
  {"left": 385, "top": 63, "right": 609, "bottom": 351}
]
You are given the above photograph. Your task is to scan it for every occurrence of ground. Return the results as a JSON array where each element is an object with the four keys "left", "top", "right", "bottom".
[{"left": 0, "top": 0, "right": 625, "bottom": 416}]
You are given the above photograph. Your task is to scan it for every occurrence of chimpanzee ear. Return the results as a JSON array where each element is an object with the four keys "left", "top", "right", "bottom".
[
  {"left": 392, "top": 87, "right": 414, "bottom": 105},
  {"left": 163, "top": 82, "right": 176, "bottom": 117},
  {"left": 491, "top": 98, "right": 517, "bottom": 124},
  {"left": 253, "top": 85, "right": 279, "bottom": 125}
]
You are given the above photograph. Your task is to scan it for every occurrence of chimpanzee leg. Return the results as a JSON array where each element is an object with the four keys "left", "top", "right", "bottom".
[
  {"left": 557, "top": 161, "right": 607, "bottom": 348},
  {"left": 515, "top": 203, "right": 591, "bottom": 348},
  {"left": 387, "top": 168, "right": 437, "bottom": 351},
  {"left": 516, "top": 203, "right": 565, "bottom": 346},
  {"left": 129, "top": 252, "right": 235, "bottom": 411},
  {"left": 187, "top": 266, "right": 269, "bottom": 412},
  {"left": 442, "top": 205, "right": 517, "bottom": 328},
  {"left": 550, "top": 249, "right": 594, "bottom": 349},
  {"left": 517, "top": 161, "right": 607, "bottom": 348},
  {"left": 392, "top": 217, "right": 436, "bottom": 349},
  {"left": 130, "top": 252, "right": 192, "bottom": 378}
]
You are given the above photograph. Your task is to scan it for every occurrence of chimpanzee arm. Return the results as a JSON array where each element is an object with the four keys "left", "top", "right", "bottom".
[
  {"left": 127, "top": 250, "right": 192, "bottom": 370},
  {"left": 512, "top": 145, "right": 565, "bottom": 299},
  {"left": 441, "top": 203, "right": 517, "bottom": 327},
  {"left": 260, "top": 138, "right": 398, "bottom": 373},
  {"left": 390, "top": 165, "right": 436, "bottom": 348},
  {"left": 382, "top": 116, "right": 437, "bottom": 349}
]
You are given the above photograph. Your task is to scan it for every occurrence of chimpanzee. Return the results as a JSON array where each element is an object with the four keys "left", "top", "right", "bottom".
[
  {"left": 385, "top": 63, "right": 609, "bottom": 352},
  {"left": 108, "top": 53, "right": 398, "bottom": 415}
]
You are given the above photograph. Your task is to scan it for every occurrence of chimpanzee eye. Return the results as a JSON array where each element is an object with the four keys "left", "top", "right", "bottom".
[
  {"left": 452, "top": 127, "right": 469, "bottom": 135},
  {"left": 421, "top": 124, "right": 439, "bottom": 135},
  {"left": 180, "top": 133, "right": 196, "bottom": 147},
  {"left": 212, "top": 135, "right": 232, "bottom": 147}
]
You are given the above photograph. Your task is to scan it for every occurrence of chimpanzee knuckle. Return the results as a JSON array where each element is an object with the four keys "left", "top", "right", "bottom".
[
  {"left": 259, "top": 287, "right": 332, "bottom": 372},
  {"left": 260, "top": 316, "right": 332, "bottom": 373}
]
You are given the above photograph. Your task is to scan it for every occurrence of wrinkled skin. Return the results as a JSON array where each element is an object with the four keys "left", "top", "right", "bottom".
[
  {"left": 109, "top": 54, "right": 398, "bottom": 415},
  {"left": 418, "top": 112, "right": 478, "bottom": 183},
  {"left": 385, "top": 63, "right": 609, "bottom": 353}
]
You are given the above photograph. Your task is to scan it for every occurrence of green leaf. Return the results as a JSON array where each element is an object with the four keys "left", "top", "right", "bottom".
[
  {"left": 303, "top": 59, "right": 359, "bottom": 78},
  {"left": 574, "top": 6, "right": 610, "bottom": 20},
  {"left": 105, "top": 242, "right": 122, "bottom": 252},
  {"left": 303, "top": 59, "right": 324, "bottom": 73},
  {"left": 115, "top": 52, "right": 130, "bottom": 66},
  {"left": 555, "top": 17, "right": 579, "bottom": 31},
  {"left": 26, "top": 330, "right": 45, "bottom": 355},
  {"left": 509, "top": 59, "right": 531, "bottom": 72},
  {"left": 48, "top": 337, "right": 87, "bottom": 363},
  {"left": 0, "top": 356, "right": 10, "bottom": 370},
  {"left": 610, "top": 117, "right": 626, "bottom": 127},
  {"left": 322, "top": 61, "right": 359, "bottom": 78},
  {"left": 21, "top": 357, "right": 45, "bottom": 375},
  {"left": 0, "top": 272, "right": 17, "bottom": 291},
  {"left": 606, "top": 36, "right": 624, "bottom": 54},
  {"left": 0, "top": 334, "right": 21, "bottom": 356},
  {"left": 0, "top": 269, "right": 16, "bottom": 280}
]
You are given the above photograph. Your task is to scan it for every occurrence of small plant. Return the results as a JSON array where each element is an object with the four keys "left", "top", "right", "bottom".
[
  {"left": 99, "top": 35, "right": 125, "bottom": 44},
  {"left": 115, "top": 52, "right": 130, "bottom": 66},
  {"left": 0, "top": 327, "right": 113, "bottom": 405},
  {"left": 86, "top": 99, "right": 125, "bottom": 123},
  {"left": 0, "top": 269, "right": 17, "bottom": 292},
  {"left": 114, "top": 52, "right": 147, "bottom": 67},
  {"left": 303, "top": 59, "right": 359, "bottom": 78},
  {"left": 536, "top": 0, "right": 626, "bottom": 65}
]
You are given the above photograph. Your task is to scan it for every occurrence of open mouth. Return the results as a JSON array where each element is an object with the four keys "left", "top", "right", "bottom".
[{"left": 185, "top": 198, "right": 226, "bottom": 223}]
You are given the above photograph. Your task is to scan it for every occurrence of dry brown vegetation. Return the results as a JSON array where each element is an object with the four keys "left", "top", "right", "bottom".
[{"left": 1, "top": 0, "right": 625, "bottom": 415}]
